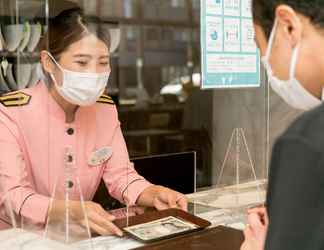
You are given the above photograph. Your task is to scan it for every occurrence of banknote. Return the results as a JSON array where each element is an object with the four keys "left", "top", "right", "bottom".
[{"left": 124, "top": 216, "right": 198, "bottom": 241}]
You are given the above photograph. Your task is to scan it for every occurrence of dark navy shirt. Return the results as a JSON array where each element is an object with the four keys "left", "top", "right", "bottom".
[{"left": 266, "top": 104, "right": 324, "bottom": 250}]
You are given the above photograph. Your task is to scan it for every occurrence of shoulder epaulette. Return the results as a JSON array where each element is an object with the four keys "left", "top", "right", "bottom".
[
  {"left": 97, "top": 95, "right": 115, "bottom": 105},
  {"left": 0, "top": 91, "right": 31, "bottom": 107}
]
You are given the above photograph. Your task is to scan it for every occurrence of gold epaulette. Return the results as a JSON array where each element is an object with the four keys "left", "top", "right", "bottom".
[
  {"left": 0, "top": 91, "right": 31, "bottom": 107},
  {"left": 97, "top": 95, "right": 115, "bottom": 105}
]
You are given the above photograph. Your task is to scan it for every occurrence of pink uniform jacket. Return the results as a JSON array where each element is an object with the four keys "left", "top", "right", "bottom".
[{"left": 0, "top": 81, "right": 152, "bottom": 229}]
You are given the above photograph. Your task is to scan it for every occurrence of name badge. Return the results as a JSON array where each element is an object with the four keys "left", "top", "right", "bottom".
[{"left": 88, "top": 147, "right": 113, "bottom": 166}]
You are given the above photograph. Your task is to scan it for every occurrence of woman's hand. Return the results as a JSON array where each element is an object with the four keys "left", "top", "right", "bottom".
[
  {"left": 51, "top": 200, "right": 123, "bottom": 236},
  {"left": 72, "top": 201, "right": 124, "bottom": 236},
  {"left": 137, "top": 185, "right": 188, "bottom": 211},
  {"left": 240, "top": 206, "right": 269, "bottom": 250}
]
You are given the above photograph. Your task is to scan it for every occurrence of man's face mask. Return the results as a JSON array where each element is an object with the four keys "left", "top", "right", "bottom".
[
  {"left": 46, "top": 52, "right": 110, "bottom": 107},
  {"left": 261, "top": 20, "right": 322, "bottom": 110}
]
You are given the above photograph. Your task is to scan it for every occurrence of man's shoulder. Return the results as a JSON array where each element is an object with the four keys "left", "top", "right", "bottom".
[{"left": 280, "top": 104, "right": 324, "bottom": 150}]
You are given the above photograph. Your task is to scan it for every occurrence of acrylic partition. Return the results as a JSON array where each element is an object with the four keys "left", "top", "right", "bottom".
[
  {"left": 189, "top": 0, "right": 304, "bottom": 229},
  {"left": 188, "top": 69, "right": 303, "bottom": 230},
  {"left": 0, "top": 0, "right": 305, "bottom": 248},
  {"left": 1, "top": 0, "right": 104, "bottom": 249},
  {"left": 187, "top": 58, "right": 267, "bottom": 225},
  {"left": 44, "top": 3, "right": 123, "bottom": 249},
  {"left": 0, "top": 0, "right": 48, "bottom": 229}
]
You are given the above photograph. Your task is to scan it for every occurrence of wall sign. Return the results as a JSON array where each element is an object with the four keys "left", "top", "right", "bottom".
[{"left": 201, "top": 0, "right": 260, "bottom": 89}]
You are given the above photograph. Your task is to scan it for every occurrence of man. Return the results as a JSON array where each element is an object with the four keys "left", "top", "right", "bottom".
[{"left": 242, "top": 1, "right": 324, "bottom": 249}]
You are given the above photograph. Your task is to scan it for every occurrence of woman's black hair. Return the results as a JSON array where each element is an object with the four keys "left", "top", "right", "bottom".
[{"left": 38, "top": 3, "right": 110, "bottom": 60}]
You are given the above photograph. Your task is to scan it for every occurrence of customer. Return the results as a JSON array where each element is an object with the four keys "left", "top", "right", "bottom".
[{"left": 241, "top": 0, "right": 324, "bottom": 249}]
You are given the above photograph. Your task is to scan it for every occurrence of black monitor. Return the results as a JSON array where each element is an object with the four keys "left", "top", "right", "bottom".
[{"left": 131, "top": 151, "right": 196, "bottom": 194}]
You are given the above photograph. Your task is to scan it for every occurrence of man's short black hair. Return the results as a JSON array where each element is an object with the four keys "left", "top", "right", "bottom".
[{"left": 252, "top": 0, "right": 324, "bottom": 38}]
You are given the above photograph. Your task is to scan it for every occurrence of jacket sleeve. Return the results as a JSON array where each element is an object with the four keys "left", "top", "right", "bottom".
[
  {"left": 102, "top": 123, "right": 152, "bottom": 206},
  {"left": 265, "top": 136, "right": 324, "bottom": 250},
  {"left": 0, "top": 115, "right": 50, "bottom": 225}
]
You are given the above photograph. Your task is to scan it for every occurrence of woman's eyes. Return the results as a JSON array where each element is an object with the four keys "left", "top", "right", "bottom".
[
  {"left": 75, "top": 61, "right": 88, "bottom": 66},
  {"left": 99, "top": 62, "right": 109, "bottom": 66},
  {"left": 74, "top": 61, "right": 109, "bottom": 67}
]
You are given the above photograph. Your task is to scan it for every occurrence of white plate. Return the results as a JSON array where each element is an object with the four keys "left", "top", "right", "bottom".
[
  {"left": 18, "top": 22, "right": 31, "bottom": 52},
  {"left": 6, "top": 63, "right": 18, "bottom": 90},
  {"left": 15, "top": 63, "right": 32, "bottom": 89},
  {"left": 3, "top": 24, "right": 24, "bottom": 52},
  {"left": 27, "top": 23, "right": 42, "bottom": 52},
  {"left": 0, "top": 64, "right": 10, "bottom": 92},
  {"left": 109, "top": 28, "right": 121, "bottom": 53},
  {"left": 0, "top": 26, "right": 5, "bottom": 51},
  {"left": 28, "top": 63, "right": 41, "bottom": 87}
]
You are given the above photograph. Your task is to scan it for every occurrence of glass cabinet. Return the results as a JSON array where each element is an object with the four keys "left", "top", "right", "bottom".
[{"left": 0, "top": 0, "right": 48, "bottom": 94}]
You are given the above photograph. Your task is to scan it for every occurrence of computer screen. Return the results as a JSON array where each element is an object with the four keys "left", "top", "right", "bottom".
[{"left": 132, "top": 151, "right": 196, "bottom": 194}]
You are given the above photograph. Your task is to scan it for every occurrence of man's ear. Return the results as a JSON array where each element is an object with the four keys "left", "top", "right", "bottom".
[
  {"left": 40, "top": 50, "right": 55, "bottom": 74},
  {"left": 275, "top": 4, "right": 303, "bottom": 47}
]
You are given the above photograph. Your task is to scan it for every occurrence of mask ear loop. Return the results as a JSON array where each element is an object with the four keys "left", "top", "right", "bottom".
[
  {"left": 265, "top": 20, "right": 278, "bottom": 61},
  {"left": 45, "top": 52, "right": 64, "bottom": 72},
  {"left": 289, "top": 44, "right": 300, "bottom": 80},
  {"left": 45, "top": 52, "right": 64, "bottom": 87}
]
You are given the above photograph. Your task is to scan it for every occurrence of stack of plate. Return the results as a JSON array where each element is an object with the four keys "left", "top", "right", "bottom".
[
  {"left": 0, "top": 22, "right": 42, "bottom": 53},
  {"left": 0, "top": 22, "right": 43, "bottom": 94},
  {"left": 0, "top": 61, "right": 40, "bottom": 93}
]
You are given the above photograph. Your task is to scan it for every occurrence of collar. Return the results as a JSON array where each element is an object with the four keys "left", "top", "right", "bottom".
[{"left": 36, "top": 81, "right": 97, "bottom": 127}]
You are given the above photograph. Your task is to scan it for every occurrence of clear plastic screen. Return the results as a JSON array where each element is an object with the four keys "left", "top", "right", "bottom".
[
  {"left": 0, "top": 0, "right": 121, "bottom": 249},
  {"left": 0, "top": 0, "right": 304, "bottom": 248},
  {"left": 0, "top": 159, "right": 79, "bottom": 250},
  {"left": 44, "top": 2, "right": 122, "bottom": 249},
  {"left": 0, "top": 0, "right": 49, "bottom": 234},
  {"left": 191, "top": 65, "right": 302, "bottom": 232},
  {"left": 187, "top": 79, "right": 269, "bottom": 229},
  {"left": 189, "top": 0, "right": 301, "bottom": 231}
]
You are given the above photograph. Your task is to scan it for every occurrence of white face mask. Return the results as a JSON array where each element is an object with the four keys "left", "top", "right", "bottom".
[
  {"left": 46, "top": 52, "right": 110, "bottom": 106},
  {"left": 261, "top": 20, "right": 322, "bottom": 110}
]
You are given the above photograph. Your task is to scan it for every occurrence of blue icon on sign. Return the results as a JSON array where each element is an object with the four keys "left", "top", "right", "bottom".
[{"left": 211, "top": 31, "right": 218, "bottom": 40}]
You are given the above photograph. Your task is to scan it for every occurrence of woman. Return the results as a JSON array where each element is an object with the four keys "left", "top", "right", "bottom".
[
  {"left": 0, "top": 7, "right": 187, "bottom": 236},
  {"left": 241, "top": 0, "right": 324, "bottom": 249}
]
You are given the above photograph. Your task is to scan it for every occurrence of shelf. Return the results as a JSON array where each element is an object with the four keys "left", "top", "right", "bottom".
[
  {"left": 0, "top": 15, "right": 197, "bottom": 29},
  {"left": 0, "top": 51, "right": 39, "bottom": 57},
  {"left": 86, "top": 15, "right": 198, "bottom": 29},
  {"left": 0, "top": 51, "right": 40, "bottom": 63}
]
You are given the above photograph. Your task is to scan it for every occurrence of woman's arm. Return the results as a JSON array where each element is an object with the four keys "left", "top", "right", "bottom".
[
  {"left": 102, "top": 123, "right": 153, "bottom": 206},
  {"left": 0, "top": 120, "right": 123, "bottom": 235},
  {"left": 0, "top": 119, "right": 50, "bottom": 225},
  {"left": 102, "top": 123, "right": 187, "bottom": 210}
]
